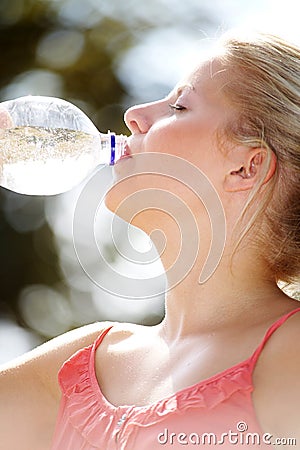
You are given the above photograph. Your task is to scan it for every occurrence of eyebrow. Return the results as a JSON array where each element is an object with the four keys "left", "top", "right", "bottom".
[{"left": 169, "top": 83, "right": 195, "bottom": 98}]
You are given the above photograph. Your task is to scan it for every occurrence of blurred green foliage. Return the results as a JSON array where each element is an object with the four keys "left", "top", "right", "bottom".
[{"left": 0, "top": 0, "right": 131, "bottom": 329}]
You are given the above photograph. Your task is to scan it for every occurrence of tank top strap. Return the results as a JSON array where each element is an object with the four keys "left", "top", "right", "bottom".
[
  {"left": 249, "top": 306, "right": 300, "bottom": 371},
  {"left": 92, "top": 325, "right": 114, "bottom": 352}
]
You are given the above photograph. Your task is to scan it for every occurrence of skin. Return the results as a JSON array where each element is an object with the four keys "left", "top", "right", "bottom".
[{"left": 0, "top": 57, "right": 300, "bottom": 450}]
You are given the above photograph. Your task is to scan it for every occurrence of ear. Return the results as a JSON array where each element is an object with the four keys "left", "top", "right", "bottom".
[{"left": 224, "top": 148, "right": 277, "bottom": 193}]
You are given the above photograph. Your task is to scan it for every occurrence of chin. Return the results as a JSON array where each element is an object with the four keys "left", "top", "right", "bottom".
[{"left": 104, "top": 167, "right": 142, "bottom": 223}]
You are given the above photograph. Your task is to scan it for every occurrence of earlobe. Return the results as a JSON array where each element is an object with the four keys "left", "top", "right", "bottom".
[{"left": 224, "top": 149, "right": 277, "bottom": 193}]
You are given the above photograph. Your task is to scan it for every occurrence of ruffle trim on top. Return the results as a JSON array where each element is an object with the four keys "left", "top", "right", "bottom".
[
  {"left": 135, "top": 365, "right": 253, "bottom": 428},
  {"left": 58, "top": 345, "right": 115, "bottom": 445},
  {"left": 57, "top": 341, "right": 253, "bottom": 444}
]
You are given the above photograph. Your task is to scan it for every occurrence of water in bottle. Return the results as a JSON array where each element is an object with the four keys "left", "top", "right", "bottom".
[{"left": 0, "top": 96, "right": 128, "bottom": 196}]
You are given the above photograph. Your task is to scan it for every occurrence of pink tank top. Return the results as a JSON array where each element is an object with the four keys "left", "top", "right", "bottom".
[{"left": 51, "top": 307, "right": 300, "bottom": 449}]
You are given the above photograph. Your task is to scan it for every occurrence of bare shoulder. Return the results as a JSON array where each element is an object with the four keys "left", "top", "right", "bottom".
[
  {"left": 253, "top": 308, "right": 300, "bottom": 444},
  {"left": 94, "top": 321, "right": 159, "bottom": 407},
  {"left": 94, "top": 321, "right": 156, "bottom": 374},
  {"left": 0, "top": 320, "right": 116, "bottom": 399},
  {"left": 0, "top": 321, "right": 119, "bottom": 450},
  {"left": 95, "top": 321, "right": 152, "bottom": 351}
]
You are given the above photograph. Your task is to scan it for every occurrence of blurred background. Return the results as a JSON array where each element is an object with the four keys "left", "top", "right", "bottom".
[{"left": 0, "top": 0, "right": 299, "bottom": 363}]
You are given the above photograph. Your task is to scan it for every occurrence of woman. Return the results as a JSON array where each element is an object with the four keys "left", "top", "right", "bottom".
[{"left": 1, "top": 30, "right": 300, "bottom": 449}]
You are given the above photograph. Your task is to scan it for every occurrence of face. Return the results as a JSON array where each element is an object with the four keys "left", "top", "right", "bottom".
[{"left": 105, "top": 58, "right": 232, "bottom": 233}]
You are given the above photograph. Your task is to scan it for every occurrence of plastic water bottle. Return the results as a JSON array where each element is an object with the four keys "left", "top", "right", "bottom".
[{"left": 0, "top": 96, "right": 128, "bottom": 196}]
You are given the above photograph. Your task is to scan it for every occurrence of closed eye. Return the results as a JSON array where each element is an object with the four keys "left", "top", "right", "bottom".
[{"left": 169, "top": 103, "right": 186, "bottom": 112}]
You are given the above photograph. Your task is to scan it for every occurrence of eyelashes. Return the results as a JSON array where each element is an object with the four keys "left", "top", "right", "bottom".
[{"left": 169, "top": 103, "right": 186, "bottom": 112}]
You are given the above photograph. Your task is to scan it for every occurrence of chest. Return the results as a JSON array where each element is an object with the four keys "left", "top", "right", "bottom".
[{"left": 94, "top": 332, "right": 257, "bottom": 408}]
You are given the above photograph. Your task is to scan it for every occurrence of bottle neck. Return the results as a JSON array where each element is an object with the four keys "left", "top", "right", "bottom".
[{"left": 100, "top": 131, "right": 128, "bottom": 165}]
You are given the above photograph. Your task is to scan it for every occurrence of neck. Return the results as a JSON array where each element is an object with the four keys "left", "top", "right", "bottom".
[{"left": 157, "top": 236, "right": 285, "bottom": 340}]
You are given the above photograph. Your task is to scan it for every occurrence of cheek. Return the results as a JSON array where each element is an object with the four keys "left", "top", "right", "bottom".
[
  {"left": 144, "top": 118, "right": 214, "bottom": 165},
  {"left": 142, "top": 118, "right": 186, "bottom": 154}
]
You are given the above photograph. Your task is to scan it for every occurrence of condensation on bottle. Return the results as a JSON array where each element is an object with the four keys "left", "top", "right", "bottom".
[{"left": 0, "top": 96, "right": 128, "bottom": 196}]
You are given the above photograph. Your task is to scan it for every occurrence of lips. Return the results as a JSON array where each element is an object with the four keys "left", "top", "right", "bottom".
[
  {"left": 118, "top": 141, "right": 132, "bottom": 162},
  {"left": 123, "top": 142, "right": 131, "bottom": 156}
]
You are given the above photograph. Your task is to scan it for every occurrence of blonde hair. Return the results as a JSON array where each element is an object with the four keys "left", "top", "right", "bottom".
[{"left": 218, "top": 31, "right": 300, "bottom": 283}]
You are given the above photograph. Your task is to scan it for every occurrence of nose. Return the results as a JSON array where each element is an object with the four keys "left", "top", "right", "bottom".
[
  {"left": 124, "top": 103, "right": 151, "bottom": 134},
  {"left": 124, "top": 100, "right": 164, "bottom": 135}
]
